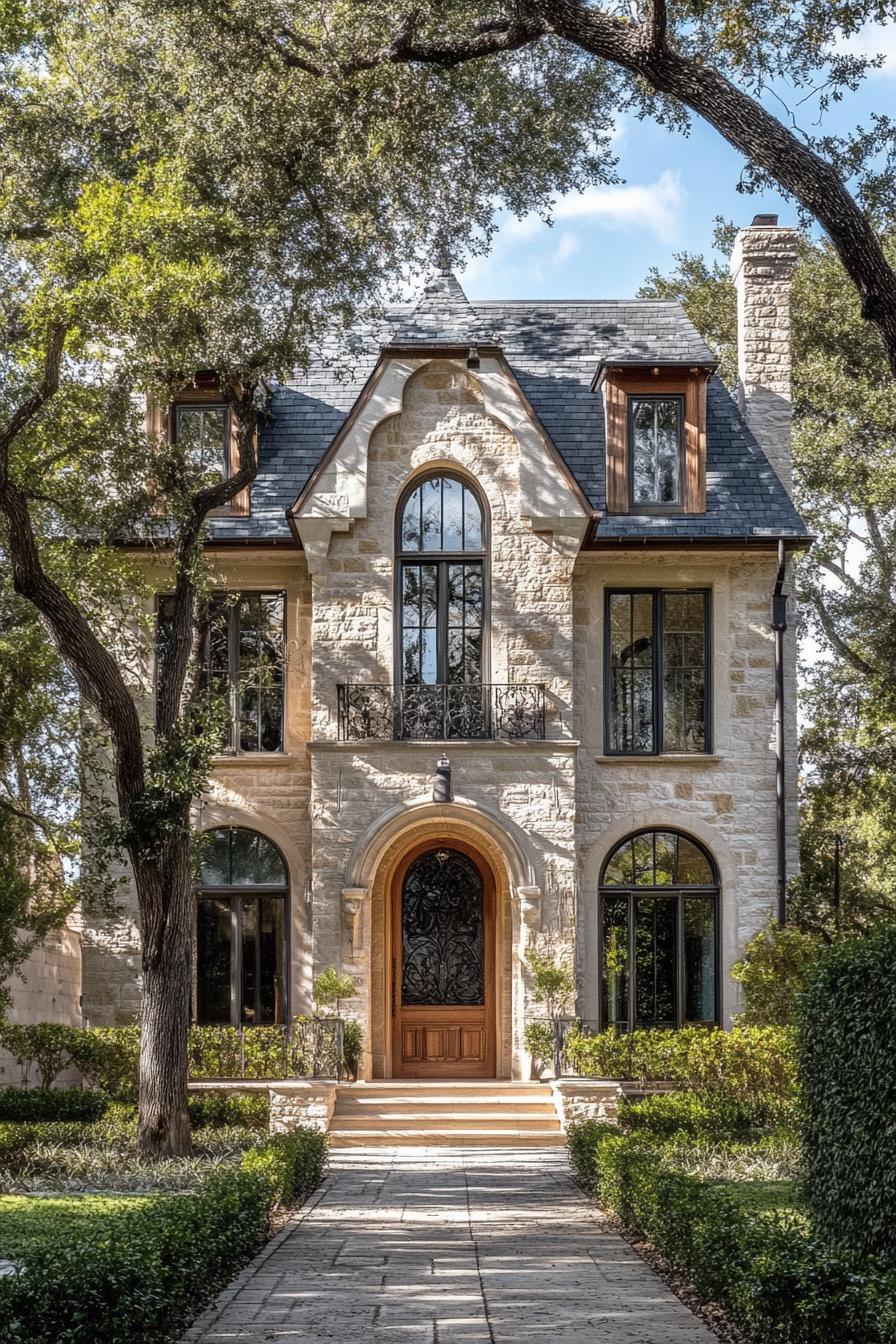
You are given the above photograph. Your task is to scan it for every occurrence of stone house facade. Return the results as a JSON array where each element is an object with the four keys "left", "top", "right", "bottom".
[{"left": 72, "top": 218, "right": 807, "bottom": 1082}]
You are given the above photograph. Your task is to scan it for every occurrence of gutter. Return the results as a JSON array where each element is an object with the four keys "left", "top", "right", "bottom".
[{"left": 771, "top": 538, "right": 788, "bottom": 924}]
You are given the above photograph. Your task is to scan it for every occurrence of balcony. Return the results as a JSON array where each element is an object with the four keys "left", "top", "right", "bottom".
[{"left": 337, "top": 683, "right": 546, "bottom": 742}]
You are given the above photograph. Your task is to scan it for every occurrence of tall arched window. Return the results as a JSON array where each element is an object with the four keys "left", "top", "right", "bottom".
[
  {"left": 396, "top": 473, "right": 487, "bottom": 737},
  {"left": 196, "top": 827, "right": 288, "bottom": 1027},
  {"left": 599, "top": 829, "right": 719, "bottom": 1030}
]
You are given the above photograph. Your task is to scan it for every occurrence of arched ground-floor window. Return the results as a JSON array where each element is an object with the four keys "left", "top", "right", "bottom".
[
  {"left": 195, "top": 826, "right": 288, "bottom": 1027},
  {"left": 599, "top": 828, "right": 719, "bottom": 1030}
]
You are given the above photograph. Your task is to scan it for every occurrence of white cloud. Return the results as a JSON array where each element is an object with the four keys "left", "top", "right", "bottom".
[
  {"left": 499, "top": 169, "right": 686, "bottom": 247},
  {"left": 835, "top": 21, "right": 896, "bottom": 76},
  {"left": 551, "top": 231, "right": 580, "bottom": 266}
]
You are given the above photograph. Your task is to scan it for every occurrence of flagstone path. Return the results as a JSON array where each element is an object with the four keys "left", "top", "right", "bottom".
[{"left": 183, "top": 1146, "right": 716, "bottom": 1343}]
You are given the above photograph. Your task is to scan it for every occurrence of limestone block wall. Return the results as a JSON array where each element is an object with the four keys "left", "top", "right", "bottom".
[
  {"left": 307, "top": 742, "right": 578, "bottom": 1079},
  {"left": 81, "top": 549, "right": 315, "bottom": 1024},
  {"left": 2, "top": 915, "right": 83, "bottom": 1083},
  {"left": 309, "top": 359, "right": 579, "bottom": 742},
  {"left": 573, "top": 548, "right": 800, "bottom": 1024}
]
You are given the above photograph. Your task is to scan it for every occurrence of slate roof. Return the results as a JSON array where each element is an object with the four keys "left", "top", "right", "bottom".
[{"left": 207, "top": 275, "right": 808, "bottom": 545}]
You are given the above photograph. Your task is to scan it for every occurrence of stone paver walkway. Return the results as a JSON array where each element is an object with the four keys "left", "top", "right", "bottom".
[{"left": 184, "top": 1147, "right": 716, "bottom": 1343}]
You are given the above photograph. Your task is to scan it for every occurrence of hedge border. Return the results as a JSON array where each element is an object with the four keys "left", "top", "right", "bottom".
[
  {"left": 568, "top": 1120, "right": 896, "bottom": 1344},
  {"left": 0, "top": 1127, "right": 328, "bottom": 1344}
]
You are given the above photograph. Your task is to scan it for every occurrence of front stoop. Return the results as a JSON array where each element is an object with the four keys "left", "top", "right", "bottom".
[{"left": 327, "top": 1080, "right": 566, "bottom": 1147}]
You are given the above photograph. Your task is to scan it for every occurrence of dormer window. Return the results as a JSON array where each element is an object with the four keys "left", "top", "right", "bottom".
[
  {"left": 147, "top": 374, "right": 251, "bottom": 516},
  {"left": 600, "top": 365, "right": 712, "bottom": 516},
  {"left": 629, "top": 395, "right": 683, "bottom": 508},
  {"left": 174, "top": 403, "right": 230, "bottom": 481}
]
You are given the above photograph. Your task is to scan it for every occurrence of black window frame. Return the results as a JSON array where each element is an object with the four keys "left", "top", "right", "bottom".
[
  {"left": 173, "top": 401, "right": 232, "bottom": 483},
  {"left": 194, "top": 826, "right": 290, "bottom": 1029},
  {"left": 628, "top": 393, "right": 685, "bottom": 513},
  {"left": 604, "top": 587, "right": 712, "bottom": 756},
  {"left": 156, "top": 590, "right": 287, "bottom": 756},
  {"left": 598, "top": 828, "right": 721, "bottom": 1032},
  {"left": 394, "top": 471, "right": 490, "bottom": 689}
]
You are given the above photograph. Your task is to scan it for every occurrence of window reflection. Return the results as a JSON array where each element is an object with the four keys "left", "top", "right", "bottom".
[
  {"left": 600, "top": 830, "right": 718, "bottom": 1030},
  {"left": 196, "top": 828, "right": 288, "bottom": 1027}
]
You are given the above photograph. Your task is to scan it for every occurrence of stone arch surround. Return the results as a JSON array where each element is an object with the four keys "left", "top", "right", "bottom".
[
  {"left": 355, "top": 804, "right": 537, "bottom": 1080},
  {"left": 577, "top": 808, "right": 741, "bottom": 1026}
]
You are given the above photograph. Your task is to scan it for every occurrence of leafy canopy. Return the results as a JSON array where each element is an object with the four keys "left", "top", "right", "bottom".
[{"left": 641, "top": 227, "right": 896, "bottom": 934}]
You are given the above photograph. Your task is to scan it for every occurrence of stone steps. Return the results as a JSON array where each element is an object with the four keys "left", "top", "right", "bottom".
[{"left": 328, "top": 1081, "right": 564, "bottom": 1148}]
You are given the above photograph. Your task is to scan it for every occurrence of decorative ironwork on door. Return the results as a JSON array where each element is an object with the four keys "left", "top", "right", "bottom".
[{"left": 401, "top": 848, "right": 484, "bottom": 1006}]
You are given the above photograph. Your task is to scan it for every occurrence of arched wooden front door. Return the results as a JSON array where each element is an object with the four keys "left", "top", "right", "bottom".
[{"left": 390, "top": 843, "right": 495, "bottom": 1078}]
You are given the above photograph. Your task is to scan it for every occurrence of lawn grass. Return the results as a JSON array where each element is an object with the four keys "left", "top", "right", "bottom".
[{"left": 0, "top": 1192, "right": 169, "bottom": 1259}]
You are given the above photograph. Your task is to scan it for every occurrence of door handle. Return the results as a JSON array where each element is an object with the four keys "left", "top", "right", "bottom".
[{"left": 392, "top": 958, "right": 397, "bottom": 1017}]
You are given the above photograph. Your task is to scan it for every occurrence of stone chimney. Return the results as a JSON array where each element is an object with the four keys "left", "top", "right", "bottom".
[{"left": 730, "top": 216, "right": 800, "bottom": 491}]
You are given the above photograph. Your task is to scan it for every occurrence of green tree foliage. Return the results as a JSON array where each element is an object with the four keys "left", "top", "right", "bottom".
[
  {"left": 731, "top": 922, "right": 821, "bottom": 1026},
  {"left": 0, "top": 582, "right": 79, "bottom": 1013},
  {"left": 0, "top": 2, "right": 616, "bottom": 1156},
  {"left": 641, "top": 230, "right": 896, "bottom": 934},
  {"left": 526, "top": 950, "right": 576, "bottom": 1018}
]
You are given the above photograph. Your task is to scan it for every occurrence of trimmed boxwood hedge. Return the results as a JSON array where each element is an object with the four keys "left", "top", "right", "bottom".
[
  {"left": 798, "top": 925, "right": 896, "bottom": 1262},
  {"left": 0, "top": 1088, "right": 109, "bottom": 1123},
  {"left": 568, "top": 1120, "right": 896, "bottom": 1343},
  {"left": 0, "top": 1127, "right": 327, "bottom": 1344}
]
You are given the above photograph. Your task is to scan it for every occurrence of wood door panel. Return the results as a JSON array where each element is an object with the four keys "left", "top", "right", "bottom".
[{"left": 391, "top": 844, "right": 495, "bottom": 1079}]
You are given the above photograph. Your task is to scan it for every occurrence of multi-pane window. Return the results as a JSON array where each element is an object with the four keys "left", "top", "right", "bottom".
[
  {"left": 629, "top": 395, "right": 683, "bottom": 507},
  {"left": 398, "top": 475, "right": 485, "bottom": 687},
  {"left": 174, "top": 404, "right": 229, "bottom": 481},
  {"left": 606, "top": 589, "right": 710, "bottom": 754},
  {"left": 196, "top": 827, "right": 288, "bottom": 1026},
  {"left": 600, "top": 829, "right": 719, "bottom": 1031},
  {"left": 157, "top": 591, "right": 285, "bottom": 753}
]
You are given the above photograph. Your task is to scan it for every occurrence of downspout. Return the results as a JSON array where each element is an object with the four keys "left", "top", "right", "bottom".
[{"left": 771, "top": 538, "right": 788, "bottom": 924}]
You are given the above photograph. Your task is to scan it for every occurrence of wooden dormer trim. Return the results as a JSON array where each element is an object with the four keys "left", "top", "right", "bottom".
[
  {"left": 146, "top": 374, "right": 252, "bottom": 516},
  {"left": 602, "top": 365, "right": 710, "bottom": 515}
]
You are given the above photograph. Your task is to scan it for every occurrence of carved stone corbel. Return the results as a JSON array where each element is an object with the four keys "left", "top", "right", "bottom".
[
  {"left": 516, "top": 885, "right": 543, "bottom": 931},
  {"left": 341, "top": 887, "right": 369, "bottom": 959}
]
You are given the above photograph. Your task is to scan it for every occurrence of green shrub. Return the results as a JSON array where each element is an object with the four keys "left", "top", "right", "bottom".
[
  {"left": 0, "top": 1121, "right": 87, "bottom": 1165},
  {"left": 341, "top": 1020, "right": 363, "bottom": 1077},
  {"left": 564, "top": 1025, "right": 797, "bottom": 1100},
  {"left": 241, "top": 1129, "right": 327, "bottom": 1204},
  {"left": 523, "top": 1021, "right": 555, "bottom": 1069},
  {"left": 618, "top": 1090, "right": 796, "bottom": 1140},
  {"left": 67, "top": 1027, "right": 140, "bottom": 1102},
  {"left": 0, "top": 1127, "right": 327, "bottom": 1343},
  {"left": 312, "top": 968, "right": 355, "bottom": 1013},
  {"left": 799, "top": 925, "right": 896, "bottom": 1261},
  {"left": 568, "top": 1123, "right": 896, "bottom": 1343},
  {"left": 0, "top": 1088, "right": 108, "bottom": 1123},
  {"left": 732, "top": 922, "right": 820, "bottom": 1026},
  {"left": 0, "top": 1024, "right": 76, "bottom": 1089},
  {"left": 187, "top": 1091, "right": 270, "bottom": 1131}
]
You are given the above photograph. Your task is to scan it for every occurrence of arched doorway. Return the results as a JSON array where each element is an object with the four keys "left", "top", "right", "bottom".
[{"left": 390, "top": 840, "right": 496, "bottom": 1078}]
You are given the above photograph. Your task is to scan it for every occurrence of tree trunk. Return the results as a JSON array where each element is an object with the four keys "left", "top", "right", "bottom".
[{"left": 134, "top": 831, "right": 194, "bottom": 1159}]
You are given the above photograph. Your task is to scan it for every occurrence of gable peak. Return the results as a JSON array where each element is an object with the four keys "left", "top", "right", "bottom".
[{"left": 393, "top": 267, "right": 489, "bottom": 346}]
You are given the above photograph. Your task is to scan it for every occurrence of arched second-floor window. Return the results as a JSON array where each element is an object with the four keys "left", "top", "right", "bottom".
[
  {"left": 396, "top": 473, "right": 488, "bottom": 737},
  {"left": 599, "top": 828, "right": 719, "bottom": 1031},
  {"left": 195, "top": 827, "right": 288, "bottom": 1027}
]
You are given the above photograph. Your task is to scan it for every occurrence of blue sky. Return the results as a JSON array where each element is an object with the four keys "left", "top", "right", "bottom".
[{"left": 458, "top": 24, "right": 896, "bottom": 301}]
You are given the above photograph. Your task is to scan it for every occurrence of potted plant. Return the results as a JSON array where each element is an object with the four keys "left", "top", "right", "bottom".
[
  {"left": 312, "top": 968, "right": 362, "bottom": 1080},
  {"left": 524, "top": 950, "right": 575, "bottom": 1079}
]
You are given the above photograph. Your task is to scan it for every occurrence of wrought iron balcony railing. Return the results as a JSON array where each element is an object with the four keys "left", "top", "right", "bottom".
[{"left": 337, "top": 682, "right": 546, "bottom": 742}]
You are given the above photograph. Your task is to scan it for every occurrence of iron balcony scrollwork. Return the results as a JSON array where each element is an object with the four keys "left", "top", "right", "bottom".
[{"left": 337, "top": 683, "right": 546, "bottom": 742}]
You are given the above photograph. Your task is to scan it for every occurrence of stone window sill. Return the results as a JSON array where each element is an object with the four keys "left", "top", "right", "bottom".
[
  {"left": 595, "top": 753, "right": 723, "bottom": 766},
  {"left": 211, "top": 753, "right": 295, "bottom": 768}
]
